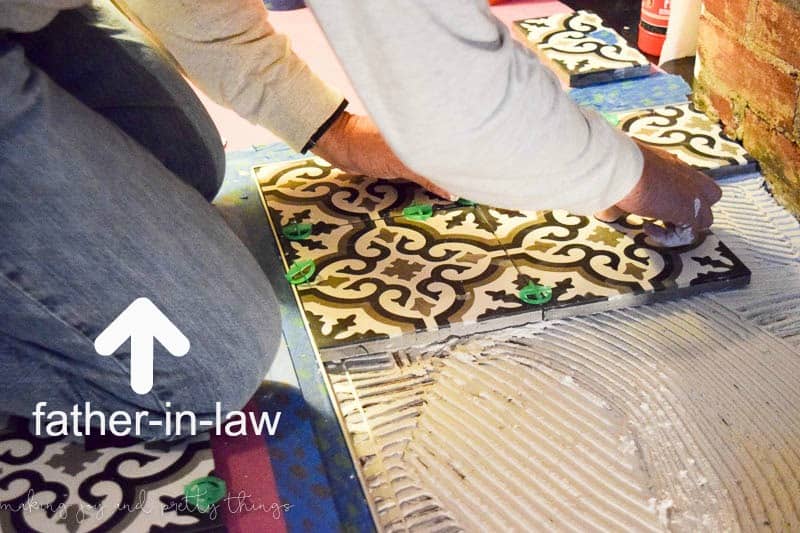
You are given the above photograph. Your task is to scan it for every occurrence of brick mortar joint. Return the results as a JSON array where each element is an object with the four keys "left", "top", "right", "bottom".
[
  {"left": 745, "top": 0, "right": 760, "bottom": 43},
  {"left": 696, "top": 83, "right": 799, "bottom": 143},
  {"left": 695, "top": 74, "right": 800, "bottom": 139},
  {"left": 699, "top": 9, "right": 800, "bottom": 137},
  {"left": 700, "top": 9, "right": 800, "bottom": 76},
  {"left": 796, "top": 83, "right": 800, "bottom": 139},
  {"left": 701, "top": 0, "right": 800, "bottom": 216}
]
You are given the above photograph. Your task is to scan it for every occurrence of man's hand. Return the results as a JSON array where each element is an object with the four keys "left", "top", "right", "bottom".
[
  {"left": 312, "top": 111, "right": 453, "bottom": 200},
  {"left": 595, "top": 142, "right": 722, "bottom": 244}
]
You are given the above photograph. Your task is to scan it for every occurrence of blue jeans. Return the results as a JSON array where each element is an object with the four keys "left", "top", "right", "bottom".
[{"left": 0, "top": 2, "right": 280, "bottom": 439}]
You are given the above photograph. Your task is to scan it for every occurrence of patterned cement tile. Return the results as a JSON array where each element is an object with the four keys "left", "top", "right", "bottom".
[
  {"left": 514, "top": 10, "right": 651, "bottom": 87},
  {"left": 617, "top": 103, "right": 758, "bottom": 178},
  {"left": 255, "top": 157, "right": 455, "bottom": 230},
  {"left": 478, "top": 206, "right": 751, "bottom": 319},
  {"left": 0, "top": 418, "right": 220, "bottom": 532},
  {"left": 282, "top": 207, "right": 540, "bottom": 357}
]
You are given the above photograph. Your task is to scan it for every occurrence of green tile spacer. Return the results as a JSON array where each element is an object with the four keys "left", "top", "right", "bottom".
[
  {"left": 285, "top": 259, "right": 316, "bottom": 285},
  {"left": 601, "top": 111, "right": 620, "bottom": 127},
  {"left": 518, "top": 281, "right": 553, "bottom": 305},
  {"left": 184, "top": 476, "right": 226, "bottom": 513},
  {"left": 456, "top": 198, "right": 476, "bottom": 207},
  {"left": 402, "top": 203, "right": 433, "bottom": 221},
  {"left": 282, "top": 222, "right": 313, "bottom": 241}
]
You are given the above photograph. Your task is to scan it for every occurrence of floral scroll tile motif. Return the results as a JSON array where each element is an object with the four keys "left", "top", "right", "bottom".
[
  {"left": 480, "top": 207, "right": 751, "bottom": 318},
  {"left": 255, "top": 157, "right": 455, "bottom": 230},
  {"left": 617, "top": 103, "right": 758, "bottom": 178},
  {"left": 514, "top": 10, "right": 651, "bottom": 87},
  {"left": 0, "top": 419, "right": 218, "bottom": 532},
  {"left": 284, "top": 208, "right": 539, "bottom": 355}
]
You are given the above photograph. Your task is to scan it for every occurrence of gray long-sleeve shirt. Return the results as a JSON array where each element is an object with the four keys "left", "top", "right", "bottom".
[
  {"left": 305, "top": 0, "right": 643, "bottom": 214},
  {"left": 1, "top": 0, "right": 643, "bottom": 214}
]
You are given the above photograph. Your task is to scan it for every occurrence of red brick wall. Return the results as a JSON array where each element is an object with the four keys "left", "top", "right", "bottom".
[{"left": 694, "top": 0, "right": 800, "bottom": 214}]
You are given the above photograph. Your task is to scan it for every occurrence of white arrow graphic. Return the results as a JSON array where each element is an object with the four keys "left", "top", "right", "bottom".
[{"left": 94, "top": 298, "right": 190, "bottom": 395}]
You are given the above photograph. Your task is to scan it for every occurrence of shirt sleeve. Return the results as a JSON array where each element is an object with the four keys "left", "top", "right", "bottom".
[
  {"left": 121, "top": 0, "right": 344, "bottom": 152},
  {"left": 305, "top": 0, "right": 643, "bottom": 214}
]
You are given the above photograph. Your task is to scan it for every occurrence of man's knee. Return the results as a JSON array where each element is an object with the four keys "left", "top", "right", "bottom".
[
  {"left": 182, "top": 335, "right": 277, "bottom": 415},
  {"left": 151, "top": 301, "right": 282, "bottom": 420}
]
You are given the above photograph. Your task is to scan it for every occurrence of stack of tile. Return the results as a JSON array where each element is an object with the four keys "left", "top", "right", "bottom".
[
  {"left": 514, "top": 10, "right": 759, "bottom": 179},
  {"left": 514, "top": 10, "right": 653, "bottom": 87}
]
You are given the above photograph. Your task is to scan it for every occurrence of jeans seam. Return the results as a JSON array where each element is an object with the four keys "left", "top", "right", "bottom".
[{"left": 0, "top": 269, "right": 169, "bottom": 413}]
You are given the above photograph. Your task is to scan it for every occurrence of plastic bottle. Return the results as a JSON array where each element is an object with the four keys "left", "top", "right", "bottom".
[{"left": 639, "top": 0, "right": 671, "bottom": 56}]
